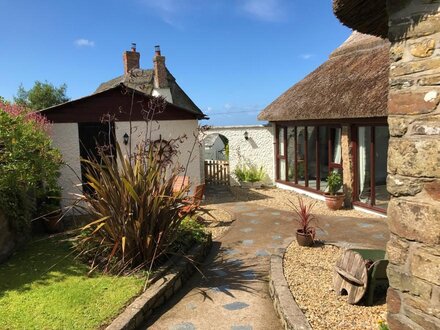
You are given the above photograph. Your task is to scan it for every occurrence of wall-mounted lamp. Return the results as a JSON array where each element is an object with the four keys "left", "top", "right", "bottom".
[
  {"left": 123, "top": 133, "right": 129, "bottom": 145},
  {"left": 244, "top": 131, "right": 249, "bottom": 140}
]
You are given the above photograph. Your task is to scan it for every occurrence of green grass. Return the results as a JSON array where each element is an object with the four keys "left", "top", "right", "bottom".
[{"left": 0, "top": 236, "right": 144, "bottom": 330}]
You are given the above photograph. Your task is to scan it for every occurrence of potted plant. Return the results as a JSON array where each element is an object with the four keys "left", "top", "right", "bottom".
[
  {"left": 290, "top": 196, "right": 317, "bottom": 247},
  {"left": 234, "top": 164, "right": 265, "bottom": 188},
  {"left": 324, "top": 170, "right": 344, "bottom": 210}
]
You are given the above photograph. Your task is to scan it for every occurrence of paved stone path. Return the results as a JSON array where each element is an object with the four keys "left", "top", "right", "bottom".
[{"left": 141, "top": 186, "right": 389, "bottom": 330}]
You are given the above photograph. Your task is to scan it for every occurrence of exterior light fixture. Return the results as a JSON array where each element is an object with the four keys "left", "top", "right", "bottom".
[
  {"left": 244, "top": 131, "right": 249, "bottom": 140},
  {"left": 123, "top": 133, "right": 129, "bottom": 145}
]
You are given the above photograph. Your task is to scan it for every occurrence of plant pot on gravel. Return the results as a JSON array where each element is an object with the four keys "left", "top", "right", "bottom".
[
  {"left": 290, "top": 196, "right": 318, "bottom": 247},
  {"left": 324, "top": 170, "right": 345, "bottom": 210},
  {"left": 296, "top": 229, "right": 314, "bottom": 247}
]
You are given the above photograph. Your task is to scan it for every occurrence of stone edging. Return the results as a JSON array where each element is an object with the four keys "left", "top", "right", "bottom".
[
  {"left": 269, "top": 247, "right": 312, "bottom": 330},
  {"left": 106, "top": 235, "right": 213, "bottom": 330}
]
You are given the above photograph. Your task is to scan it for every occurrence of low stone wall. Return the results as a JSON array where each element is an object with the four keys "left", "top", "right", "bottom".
[
  {"left": 106, "top": 236, "right": 212, "bottom": 330},
  {"left": 269, "top": 248, "right": 312, "bottom": 330},
  {"left": 0, "top": 211, "right": 17, "bottom": 263}
]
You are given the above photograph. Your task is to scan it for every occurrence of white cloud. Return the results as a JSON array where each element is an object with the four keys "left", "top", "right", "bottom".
[
  {"left": 206, "top": 106, "right": 213, "bottom": 113},
  {"left": 138, "top": 0, "right": 201, "bottom": 27},
  {"left": 299, "top": 54, "right": 314, "bottom": 60},
  {"left": 74, "top": 38, "right": 95, "bottom": 47},
  {"left": 240, "top": 0, "right": 286, "bottom": 22}
]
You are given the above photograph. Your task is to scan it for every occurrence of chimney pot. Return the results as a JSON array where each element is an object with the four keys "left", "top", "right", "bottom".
[
  {"left": 155, "top": 45, "right": 161, "bottom": 56},
  {"left": 131, "top": 42, "right": 136, "bottom": 51}
]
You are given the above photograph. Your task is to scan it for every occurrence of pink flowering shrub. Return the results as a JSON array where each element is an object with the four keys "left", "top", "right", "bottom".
[{"left": 0, "top": 101, "right": 61, "bottom": 232}]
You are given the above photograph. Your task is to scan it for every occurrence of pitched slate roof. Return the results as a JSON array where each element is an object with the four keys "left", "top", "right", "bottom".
[
  {"left": 94, "top": 68, "right": 203, "bottom": 117},
  {"left": 258, "top": 32, "right": 390, "bottom": 122}
]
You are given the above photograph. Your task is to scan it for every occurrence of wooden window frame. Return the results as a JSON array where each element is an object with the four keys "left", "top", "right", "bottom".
[{"left": 352, "top": 123, "right": 389, "bottom": 213}]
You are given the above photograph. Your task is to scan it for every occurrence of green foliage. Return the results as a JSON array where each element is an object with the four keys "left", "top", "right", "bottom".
[
  {"left": 14, "top": 80, "right": 69, "bottom": 110},
  {"left": 0, "top": 102, "right": 62, "bottom": 232},
  {"left": 75, "top": 142, "right": 193, "bottom": 274},
  {"left": 234, "top": 164, "right": 266, "bottom": 183},
  {"left": 326, "top": 170, "right": 343, "bottom": 195},
  {"left": 378, "top": 320, "right": 389, "bottom": 330},
  {"left": 0, "top": 236, "right": 143, "bottom": 330},
  {"left": 174, "top": 217, "right": 208, "bottom": 252},
  {"left": 224, "top": 142, "right": 229, "bottom": 160}
]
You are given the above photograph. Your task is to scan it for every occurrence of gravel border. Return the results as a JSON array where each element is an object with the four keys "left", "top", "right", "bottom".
[
  {"left": 105, "top": 235, "right": 212, "bottom": 330},
  {"left": 269, "top": 248, "right": 312, "bottom": 330}
]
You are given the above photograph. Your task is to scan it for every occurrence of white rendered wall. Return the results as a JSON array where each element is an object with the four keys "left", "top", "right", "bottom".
[
  {"left": 206, "top": 125, "right": 275, "bottom": 186},
  {"left": 115, "top": 119, "right": 203, "bottom": 187},
  {"left": 50, "top": 123, "right": 82, "bottom": 209}
]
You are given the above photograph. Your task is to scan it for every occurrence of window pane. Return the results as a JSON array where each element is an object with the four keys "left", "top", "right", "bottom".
[
  {"left": 318, "top": 126, "right": 329, "bottom": 191},
  {"left": 279, "top": 159, "right": 286, "bottom": 181},
  {"left": 307, "top": 127, "right": 317, "bottom": 189},
  {"left": 278, "top": 127, "right": 285, "bottom": 156},
  {"left": 287, "top": 127, "right": 296, "bottom": 182},
  {"left": 374, "top": 126, "right": 390, "bottom": 210},
  {"left": 297, "top": 126, "right": 306, "bottom": 186},
  {"left": 332, "top": 127, "right": 342, "bottom": 164},
  {"left": 358, "top": 127, "right": 372, "bottom": 203}
]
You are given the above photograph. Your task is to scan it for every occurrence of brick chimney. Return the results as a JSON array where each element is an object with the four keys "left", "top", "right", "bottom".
[
  {"left": 123, "top": 43, "right": 140, "bottom": 74},
  {"left": 153, "top": 45, "right": 168, "bottom": 88}
]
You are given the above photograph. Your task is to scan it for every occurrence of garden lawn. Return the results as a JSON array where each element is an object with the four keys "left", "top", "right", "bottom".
[{"left": 0, "top": 236, "right": 144, "bottom": 330}]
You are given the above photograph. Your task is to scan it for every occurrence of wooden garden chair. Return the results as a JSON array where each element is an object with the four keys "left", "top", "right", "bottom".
[
  {"left": 178, "top": 184, "right": 205, "bottom": 217},
  {"left": 173, "top": 176, "right": 190, "bottom": 194}
]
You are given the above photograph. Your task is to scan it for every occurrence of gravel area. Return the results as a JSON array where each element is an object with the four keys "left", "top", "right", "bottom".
[
  {"left": 229, "top": 186, "right": 381, "bottom": 218},
  {"left": 283, "top": 242, "right": 387, "bottom": 330}
]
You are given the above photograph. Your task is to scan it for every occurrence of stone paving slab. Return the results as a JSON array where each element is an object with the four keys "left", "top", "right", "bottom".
[{"left": 140, "top": 186, "right": 389, "bottom": 330}]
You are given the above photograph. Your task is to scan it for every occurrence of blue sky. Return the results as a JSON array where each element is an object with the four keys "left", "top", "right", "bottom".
[{"left": 0, "top": 0, "right": 351, "bottom": 126}]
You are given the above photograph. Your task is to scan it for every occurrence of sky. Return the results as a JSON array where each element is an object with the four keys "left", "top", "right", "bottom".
[{"left": 0, "top": 0, "right": 351, "bottom": 126}]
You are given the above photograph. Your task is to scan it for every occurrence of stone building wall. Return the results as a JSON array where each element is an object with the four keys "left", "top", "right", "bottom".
[{"left": 386, "top": 2, "right": 440, "bottom": 329}]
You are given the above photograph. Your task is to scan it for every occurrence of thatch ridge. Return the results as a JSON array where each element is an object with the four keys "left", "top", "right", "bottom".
[{"left": 258, "top": 33, "right": 390, "bottom": 122}]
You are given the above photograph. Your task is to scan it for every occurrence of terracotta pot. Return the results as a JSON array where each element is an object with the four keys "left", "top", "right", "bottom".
[
  {"left": 296, "top": 229, "right": 314, "bottom": 247},
  {"left": 44, "top": 210, "right": 63, "bottom": 234},
  {"left": 324, "top": 193, "right": 345, "bottom": 210}
]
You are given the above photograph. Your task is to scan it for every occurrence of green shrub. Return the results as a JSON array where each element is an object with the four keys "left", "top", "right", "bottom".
[
  {"left": 174, "top": 217, "right": 207, "bottom": 252},
  {"left": 0, "top": 102, "right": 61, "bottom": 232},
  {"left": 326, "top": 170, "right": 343, "bottom": 195},
  {"left": 234, "top": 164, "right": 265, "bottom": 183}
]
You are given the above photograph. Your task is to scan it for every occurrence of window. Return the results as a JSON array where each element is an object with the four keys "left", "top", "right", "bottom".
[
  {"left": 355, "top": 125, "right": 390, "bottom": 211},
  {"left": 276, "top": 124, "right": 342, "bottom": 193}
]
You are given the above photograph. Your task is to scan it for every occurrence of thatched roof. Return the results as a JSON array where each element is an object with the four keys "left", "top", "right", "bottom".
[
  {"left": 258, "top": 32, "right": 390, "bottom": 122},
  {"left": 333, "top": 0, "right": 388, "bottom": 38},
  {"left": 95, "top": 68, "right": 203, "bottom": 117}
]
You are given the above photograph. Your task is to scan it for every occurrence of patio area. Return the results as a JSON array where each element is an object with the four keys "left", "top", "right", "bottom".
[{"left": 142, "top": 185, "right": 389, "bottom": 329}]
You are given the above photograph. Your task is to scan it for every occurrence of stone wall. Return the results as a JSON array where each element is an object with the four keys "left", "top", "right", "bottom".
[
  {"left": 341, "top": 125, "right": 354, "bottom": 207},
  {"left": 205, "top": 125, "right": 275, "bottom": 186},
  {"left": 386, "top": 2, "right": 440, "bottom": 328}
]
